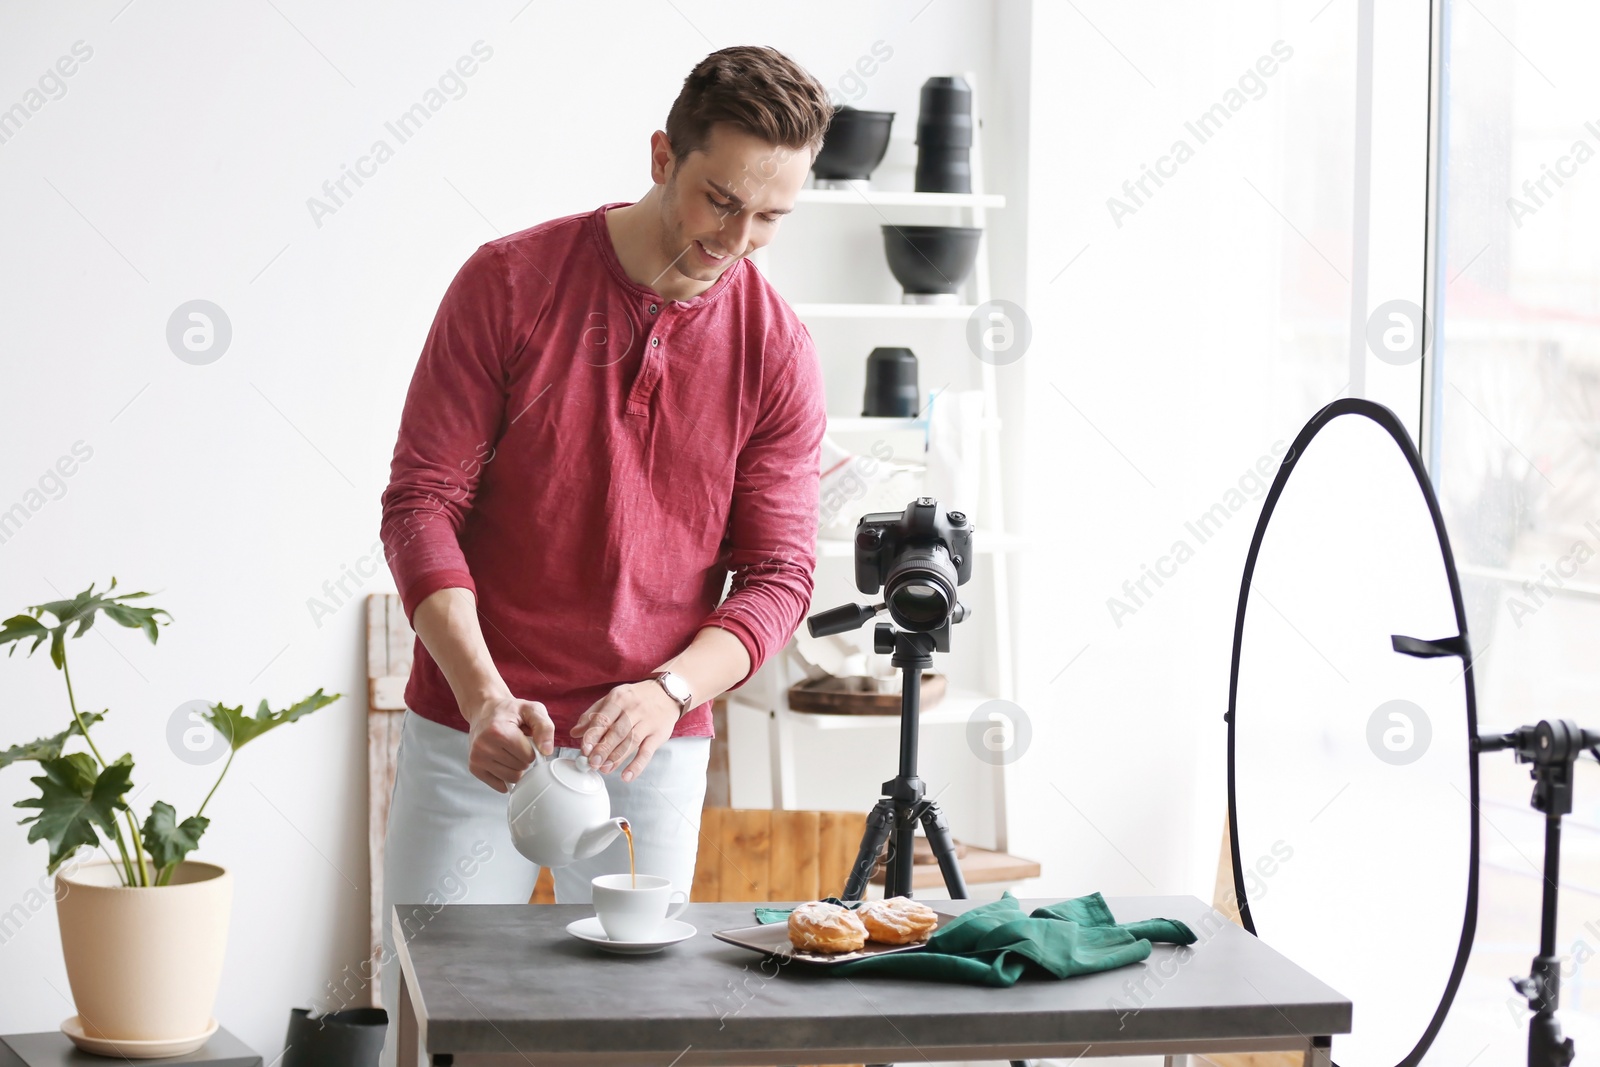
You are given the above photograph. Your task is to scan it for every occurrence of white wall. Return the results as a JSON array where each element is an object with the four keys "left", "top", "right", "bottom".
[
  {"left": 0, "top": 0, "right": 1034, "bottom": 1057},
  {"left": 1011, "top": 0, "right": 1358, "bottom": 905}
]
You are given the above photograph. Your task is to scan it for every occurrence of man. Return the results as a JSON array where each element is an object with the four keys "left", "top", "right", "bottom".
[{"left": 375, "top": 44, "right": 832, "bottom": 1047}]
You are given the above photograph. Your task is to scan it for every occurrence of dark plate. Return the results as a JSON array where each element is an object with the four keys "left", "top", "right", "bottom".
[{"left": 712, "top": 912, "right": 959, "bottom": 967}]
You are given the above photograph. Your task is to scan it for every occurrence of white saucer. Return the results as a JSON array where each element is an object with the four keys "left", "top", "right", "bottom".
[
  {"left": 61, "top": 1014, "right": 218, "bottom": 1058},
  {"left": 566, "top": 915, "right": 696, "bottom": 954}
]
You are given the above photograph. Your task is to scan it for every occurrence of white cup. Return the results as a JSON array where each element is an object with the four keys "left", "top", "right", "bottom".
[{"left": 591, "top": 873, "right": 689, "bottom": 942}]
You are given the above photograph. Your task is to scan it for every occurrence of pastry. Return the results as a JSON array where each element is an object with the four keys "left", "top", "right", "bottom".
[
  {"left": 857, "top": 895, "right": 939, "bottom": 944},
  {"left": 787, "top": 900, "right": 868, "bottom": 954}
]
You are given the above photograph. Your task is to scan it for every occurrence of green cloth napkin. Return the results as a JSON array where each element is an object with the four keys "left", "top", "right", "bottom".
[{"left": 752, "top": 891, "right": 1196, "bottom": 987}]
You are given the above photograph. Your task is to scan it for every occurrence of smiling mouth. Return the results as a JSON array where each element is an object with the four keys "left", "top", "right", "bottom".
[{"left": 695, "top": 240, "right": 730, "bottom": 263}]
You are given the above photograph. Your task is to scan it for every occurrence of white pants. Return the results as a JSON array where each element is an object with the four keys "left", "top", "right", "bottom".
[{"left": 379, "top": 709, "right": 710, "bottom": 1067}]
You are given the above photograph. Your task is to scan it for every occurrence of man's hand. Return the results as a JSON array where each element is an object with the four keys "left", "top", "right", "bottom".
[
  {"left": 572, "top": 682, "right": 679, "bottom": 783},
  {"left": 462, "top": 694, "right": 555, "bottom": 794}
]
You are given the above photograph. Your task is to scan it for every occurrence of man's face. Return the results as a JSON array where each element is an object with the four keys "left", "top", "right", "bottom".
[{"left": 652, "top": 123, "right": 812, "bottom": 284}]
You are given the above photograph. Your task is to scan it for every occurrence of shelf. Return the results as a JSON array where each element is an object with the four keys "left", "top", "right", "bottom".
[
  {"left": 817, "top": 532, "right": 1027, "bottom": 558},
  {"left": 752, "top": 71, "right": 1016, "bottom": 854},
  {"left": 825, "top": 415, "right": 929, "bottom": 433},
  {"left": 870, "top": 845, "right": 1041, "bottom": 890},
  {"left": 797, "top": 188, "right": 1007, "bottom": 209},
  {"left": 777, "top": 686, "right": 1010, "bottom": 729},
  {"left": 826, "top": 414, "right": 1000, "bottom": 434},
  {"left": 793, "top": 303, "right": 977, "bottom": 320}
]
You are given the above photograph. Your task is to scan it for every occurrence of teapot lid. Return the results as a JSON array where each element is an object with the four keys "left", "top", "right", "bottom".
[{"left": 549, "top": 754, "right": 606, "bottom": 794}]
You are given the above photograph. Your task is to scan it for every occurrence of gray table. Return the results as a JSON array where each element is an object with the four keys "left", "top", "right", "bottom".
[
  {"left": 393, "top": 895, "right": 1349, "bottom": 1067},
  {"left": 0, "top": 1028, "right": 260, "bottom": 1066}
]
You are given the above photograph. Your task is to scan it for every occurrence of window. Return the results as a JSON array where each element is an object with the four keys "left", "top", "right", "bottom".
[{"left": 1432, "top": 0, "right": 1600, "bottom": 1053}]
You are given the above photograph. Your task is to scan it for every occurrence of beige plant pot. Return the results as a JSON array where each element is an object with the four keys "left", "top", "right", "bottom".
[{"left": 54, "top": 859, "right": 232, "bottom": 1052}]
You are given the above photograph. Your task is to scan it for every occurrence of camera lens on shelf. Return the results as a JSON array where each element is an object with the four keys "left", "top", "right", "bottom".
[{"left": 914, "top": 76, "right": 973, "bottom": 194}]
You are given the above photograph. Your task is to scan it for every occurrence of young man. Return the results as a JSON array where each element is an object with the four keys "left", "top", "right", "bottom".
[{"left": 375, "top": 45, "right": 832, "bottom": 1043}]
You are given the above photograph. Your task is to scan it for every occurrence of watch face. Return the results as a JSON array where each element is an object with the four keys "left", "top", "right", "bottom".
[{"left": 659, "top": 672, "right": 690, "bottom": 705}]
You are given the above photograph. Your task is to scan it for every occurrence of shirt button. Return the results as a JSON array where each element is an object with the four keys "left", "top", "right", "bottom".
[
  {"left": 649, "top": 303, "right": 659, "bottom": 314},
  {"left": 651, "top": 337, "right": 660, "bottom": 347}
]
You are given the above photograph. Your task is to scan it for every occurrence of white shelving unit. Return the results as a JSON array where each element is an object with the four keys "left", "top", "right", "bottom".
[
  {"left": 735, "top": 73, "right": 1027, "bottom": 879},
  {"left": 816, "top": 531, "right": 1027, "bottom": 558},
  {"left": 790, "top": 303, "right": 979, "bottom": 320},
  {"left": 795, "top": 188, "right": 1006, "bottom": 209}
]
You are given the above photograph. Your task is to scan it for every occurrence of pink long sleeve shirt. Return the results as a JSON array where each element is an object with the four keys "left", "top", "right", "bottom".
[{"left": 379, "top": 202, "right": 826, "bottom": 747}]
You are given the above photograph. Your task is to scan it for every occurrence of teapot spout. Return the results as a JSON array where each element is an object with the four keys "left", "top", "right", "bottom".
[{"left": 576, "top": 817, "right": 629, "bottom": 860}]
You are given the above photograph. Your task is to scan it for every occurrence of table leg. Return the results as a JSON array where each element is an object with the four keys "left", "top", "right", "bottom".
[
  {"left": 1162, "top": 1057, "right": 1189, "bottom": 1067},
  {"left": 1308, "top": 1036, "right": 1333, "bottom": 1067},
  {"left": 399, "top": 966, "right": 419, "bottom": 1067}
]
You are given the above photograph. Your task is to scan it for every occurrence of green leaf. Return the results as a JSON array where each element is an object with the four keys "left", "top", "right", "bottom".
[
  {"left": 0, "top": 614, "right": 50, "bottom": 658},
  {"left": 14, "top": 753, "right": 133, "bottom": 873},
  {"left": 0, "top": 711, "right": 106, "bottom": 771},
  {"left": 3, "top": 578, "right": 172, "bottom": 669},
  {"left": 204, "top": 688, "right": 340, "bottom": 751},
  {"left": 142, "top": 801, "right": 209, "bottom": 871}
]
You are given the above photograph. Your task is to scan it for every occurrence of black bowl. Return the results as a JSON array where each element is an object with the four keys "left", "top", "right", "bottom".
[
  {"left": 813, "top": 107, "right": 895, "bottom": 182},
  {"left": 880, "top": 225, "right": 982, "bottom": 296}
]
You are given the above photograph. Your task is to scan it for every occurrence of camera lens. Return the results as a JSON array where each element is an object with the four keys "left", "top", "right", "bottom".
[{"left": 884, "top": 545, "right": 958, "bottom": 631}]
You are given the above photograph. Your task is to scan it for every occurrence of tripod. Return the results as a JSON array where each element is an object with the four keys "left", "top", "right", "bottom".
[
  {"left": 804, "top": 497, "right": 1032, "bottom": 1067},
  {"left": 812, "top": 614, "right": 1036, "bottom": 1067},
  {"left": 839, "top": 623, "right": 970, "bottom": 903},
  {"left": 1478, "top": 719, "right": 1600, "bottom": 1067}
]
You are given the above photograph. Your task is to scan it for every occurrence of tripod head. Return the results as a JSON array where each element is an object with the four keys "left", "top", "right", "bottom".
[
  {"left": 1475, "top": 719, "right": 1600, "bottom": 1067},
  {"left": 1476, "top": 720, "right": 1600, "bottom": 818},
  {"left": 808, "top": 599, "right": 970, "bottom": 651}
]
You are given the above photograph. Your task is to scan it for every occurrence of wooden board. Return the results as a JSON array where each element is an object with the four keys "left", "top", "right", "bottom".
[
  {"left": 720, "top": 808, "right": 773, "bottom": 901},
  {"left": 366, "top": 593, "right": 414, "bottom": 1008},
  {"left": 691, "top": 805, "right": 724, "bottom": 903},
  {"left": 767, "top": 809, "right": 821, "bottom": 902},
  {"left": 817, "top": 810, "right": 864, "bottom": 899},
  {"left": 786, "top": 671, "right": 945, "bottom": 715},
  {"left": 691, "top": 808, "right": 869, "bottom": 902}
]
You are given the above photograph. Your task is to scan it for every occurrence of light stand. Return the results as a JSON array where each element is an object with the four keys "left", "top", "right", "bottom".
[{"left": 1477, "top": 719, "right": 1600, "bottom": 1067}]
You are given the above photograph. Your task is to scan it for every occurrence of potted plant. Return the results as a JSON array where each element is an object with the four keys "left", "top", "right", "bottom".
[{"left": 1, "top": 578, "right": 339, "bottom": 1057}]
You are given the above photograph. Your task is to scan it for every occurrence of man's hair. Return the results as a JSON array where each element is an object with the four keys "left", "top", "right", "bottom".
[{"left": 664, "top": 46, "right": 834, "bottom": 165}]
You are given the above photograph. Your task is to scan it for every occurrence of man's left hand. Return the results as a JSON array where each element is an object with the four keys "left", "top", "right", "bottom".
[{"left": 572, "top": 681, "right": 680, "bottom": 782}]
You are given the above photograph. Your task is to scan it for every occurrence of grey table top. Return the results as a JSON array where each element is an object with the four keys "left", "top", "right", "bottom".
[
  {"left": 0, "top": 1028, "right": 260, "bottom": 1066},
  {"left": 397, "top": 894, "right": 1352, "bottom": 1062}
]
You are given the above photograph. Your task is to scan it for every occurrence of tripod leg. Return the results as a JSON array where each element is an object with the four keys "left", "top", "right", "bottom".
[
  {"left": 917, "top": 800, "right": 969, "bottom": 899},
  {"left": 844, "top": 799, "right": 897, "bottom": 901},
  {"left": 890, "top": 799, "right": 919, "bottom": 898}
]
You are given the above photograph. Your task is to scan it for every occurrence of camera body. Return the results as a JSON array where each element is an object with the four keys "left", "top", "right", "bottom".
[{"left": 854, "top": 497, "right": 973, "bottom": 595}]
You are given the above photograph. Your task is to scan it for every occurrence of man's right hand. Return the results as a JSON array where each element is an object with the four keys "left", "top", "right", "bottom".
[{"left": 462, "top": 695, "right": 556, "bottom": 794}]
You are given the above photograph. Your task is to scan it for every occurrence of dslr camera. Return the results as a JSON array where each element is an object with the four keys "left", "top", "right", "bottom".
[{"left": 854, "top": 497, "right": 973, "bottom": 634}]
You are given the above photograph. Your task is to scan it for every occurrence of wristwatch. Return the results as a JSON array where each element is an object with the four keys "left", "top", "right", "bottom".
[{"left": 648, "top": 670, "right": 694, "bottom": 718}]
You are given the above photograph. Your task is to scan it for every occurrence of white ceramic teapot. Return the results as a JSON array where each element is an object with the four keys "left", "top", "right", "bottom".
[{"left": 506, "top": 749, "right": 628, "bottom": 868}]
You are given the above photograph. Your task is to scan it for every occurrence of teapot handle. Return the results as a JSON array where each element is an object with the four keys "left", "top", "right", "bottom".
[{"left": 513, "top": 745, "right": 546, "bottom": 786}]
